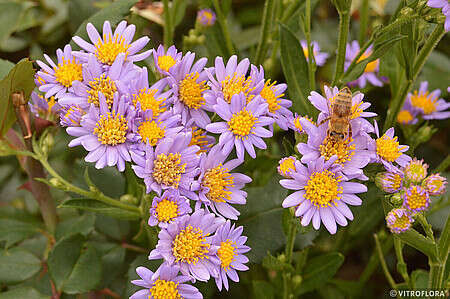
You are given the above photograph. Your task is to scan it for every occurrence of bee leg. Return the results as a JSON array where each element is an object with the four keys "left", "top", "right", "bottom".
[
  {"left": 348, "top": 124, "right": 352, "bottom": 142},
  {"left": 318, "top": 117, "right": 331, "bottom": 126}
]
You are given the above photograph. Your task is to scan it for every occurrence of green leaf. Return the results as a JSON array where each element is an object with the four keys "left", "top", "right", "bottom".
[
  {"left": 55, "top": 213, "right": 96, "bottom": 240},
  {"left": 279, "top": 23, "right": 312, "bottom": 116},
  {"left": 0, "top": 58, "right": 35, "bottom": 137},
  {"left": 252, "top": 280, "right": 275, "bottom": 299},
  {"left": 71, "top": 0, "right": 138, "bottom": 49},
  {"left": 48, "top": 234, "right": 102, "bottom": 294},
  {"left": 0, "top": 286, "right": 49, "bottom": 299},
  {"left": 59, "top": 198, "right": 140, "bottom": 220},
  {"left": 296, "top": 252, "right": 345, "bottom": 295},
  {"left": 0, "top": 219, "right": 41, "bottom": 248},
  {"left": 68, "top": 0, "right": 99, "bottom": 33},
  {"left": 0, "top": 59, "right": 14, "bottom": 80},
  {"left": 172, "top": 0, "right": 187, "bottom": 27},
  {"left": 438, "top": 214, "right": 450, "bottom": 262},
  {"left": 396, "top": 228, "right": 438, "bottom": 262},
  {"left": 95, "top": 214, "right": 131, "bottom": 241},
  {"left": 0, "top": 248, "right": 41, "bottom": 284},
  {"left": 411, "top": 269, "right": 428, "bottom": 289},
  {"left": 0, "top": 2, "right": 24, "bottom": 43}
]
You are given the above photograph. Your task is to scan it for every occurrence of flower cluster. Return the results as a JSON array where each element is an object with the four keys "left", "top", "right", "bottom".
[
  {"left": 376, "top": 157, "right": 447, "bottom": 234},
  {"left": 36, "top": 20, "right": 295, "bottom": 298}
]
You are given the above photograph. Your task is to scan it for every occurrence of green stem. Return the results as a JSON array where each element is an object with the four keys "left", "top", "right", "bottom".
[
  {"left": 339, "top": 37, "right": 373, "bottom": 85},
  {"left": 383, "top": 24, "right": 445, "bottom": 131},
  {"left": 434, "top": 154, "right": 450, "bottom": 173},
  {"left": 254, "top": 0, "right": 275, "bottom": 65},
  {"left": 162, "top": 0, "right": 173, "bottom": 47},
  {"left": 374, "top": 233, "right": 397, "bottom": 289},
  {"left": 393, "top": 237, "right": 410, "bottom": 286},
  {"left": 332, "top": 5, "right": 351, "bottom": 86},
  {"left": 283, "top": 217, "right": 298, "bottom": 299},
  {"left": 416, "top": 213, "right": 435, "bottom": 242},
  {"left": 358, "top": 0, "right": 369, "bottom": 45},
  {"left": 212, "top": 0, "right": 234, "bottom": 57},
  {"left": 305, "top": 0, "right": 315, "bottom": 91}
]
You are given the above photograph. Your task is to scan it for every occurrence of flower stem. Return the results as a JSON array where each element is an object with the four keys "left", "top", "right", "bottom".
[
  {"left": 212, "top": 0, "right": 235, "bottom": 57},
  {"left": 254, "top": 0, "right": 275, "bottom": 65},
  {"left": 374, "top": 233, "right": 397, "bottom": 289},
  {"left": 393, "top": 237, "right": 410, "bottom": 286},
  {"left": 305, "top": 0, "right": 316, "bottom": 91},
  {"left": 358, "top": 0, "right": 369, "bottom": 45},
  {"left": 416, "top": 213, "right": 434, "bottom": 242},
  {"left": 283, "top": 217, "right": 298, "bottom": 299},
  {"left": 162, "top": 0, "right": 173, "bottom": 47},
  {"left": 434, "top": 154, "right": 450, "bottom": 173},
  {"left": 332, "top": 4, "right": 351, "bottom": 86}
]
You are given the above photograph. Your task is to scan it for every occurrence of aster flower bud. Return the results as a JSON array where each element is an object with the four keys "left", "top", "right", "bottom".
[
  {"left": 292, "top": 275, "right": 303, "bottom": 287},
  {"left": 403, "top": 158, "right": 429, "bottom": 184},
  {"left": 386, "top": 208, "right": 414, "bottom": 234},
  {"left": 119, "top": 194, "right": 138, "bottom": 205},
  {"left": 375, "top": 171, "right": 404, "bottom": 193},
  {"left": 402, "top": 185, "right": 430, "bottom": 213},
  {"left": 390, "top": 193, "right": 403, "bottom": 206},
  {"left": 423, "top": 174, "right": 447, "bottom": 196},
  {"left": 278, "top": 156, "right": 298, "bottom": 178}
]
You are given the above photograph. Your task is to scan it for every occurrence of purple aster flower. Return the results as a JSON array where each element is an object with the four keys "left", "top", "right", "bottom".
[
  {"left": 205, "top": 55, "right": 264, "bottom": 107},
  {"left": 72, "top": 21, "right": 151, "bottom": 65},
  {"left": 130, "top": 264, "right": 202, "bottom": 299},
  {"left": 184, "top": 123, "right": 216, "bottom": 154},
  {"left": 149, "top": 209, "right": 224, "bottom": 282},
  {"left": 309, "top": 86, "right": 377, "bottom": 134},
  {"left": 206, "top": 93, "right": 274, "bottom": 161},
  {"left": 407, "top": 81, "right": 450, "bottom": 120},
  {"left": 190, "top": 145, "right": 251, "bottom": 220},
  {"left": 397, "top": 96, "right": 419, "bottom": 125},
  {"left": 403, "top": 158, "right": 429, "bottom": 184},
  {"left": 345, "top": 41, "right": 384, "bottom": 88},
  {"left": 212, "top": 220, "right": 250, "bottom": 291},
  {"left": 59, "top": 105, "right": 85, "bottom": 127},
  {"left": 148, "top": 189, "right": 192, "bottom": 228},
  {"left": 366, "top": 121, "right": 411, "bottom": 171},
  {"left": 423, "top": 173, "right": 447, "bottom": 196},
  {"left": 59, "top": 53, "right": 139, "bottom": 110},
  {"left": 402, "top": 185, "right": 431, "bottom": 213},
  {"left": 249, "top": 65, "right": 293, "bottom": 130},
  {"left": 130, "top": 132, "right": 200, "bottom": 197},
  {"left": 288, "top": 113, "right": 316, "bottom": 134},
  {"left": 29, "top": 92, "right": 61, "bottom": 118},
  {"left": 386, "top": 208, "right": 414, "bottom": 234},
  {"left": 36, "top": 44, "right": 83, "bottom": 99},
  {"left": 278, "top": 156, "right": 299, "bottom": 178},
  {"left": 427, "top": 0, "right": 450, "bottom": 31},
  {"left": 167, "top": 52, "right": 211, "bottom": 128},
  {"left": 296, "top": 117, "right": 371, "bottom": 181},
  {"left": 153, "top": 45, "right": 183, "bottom": 75},
  {"left": 279, "top": 156, "right": 367, "bottom": 234},
  {"left": 375, "top": 170, "right": 404, "bottom": 193},
  {"left": 66, "top": 92, "right": 135, "bottom": 172},
  {"left": 197, "top": 8, "right": 216, "bottom": 26},
  {"left": 300, "top": 40, "right": 329, "bottom": 66}
]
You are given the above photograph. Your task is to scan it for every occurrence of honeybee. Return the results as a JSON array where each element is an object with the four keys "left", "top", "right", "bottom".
[{"left": 321, "top": 87, "right": 353, "bottom": 142}]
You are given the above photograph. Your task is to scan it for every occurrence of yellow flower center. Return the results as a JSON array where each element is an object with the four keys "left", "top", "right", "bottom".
[
  {"left": 94, "top": 112, "right": 128, "bottom": 145},
  {"left": 188, "top": 127, "right": 211, "bottom": 154},
  {"left": 202, "top": 164, "right": 234, "bottom": 203},
  {"left": 405, "top": 186, "right": 428, "bottom": 210},
  {"left": 88, "top": 75, "right": 117, "bottom": 108},
  {"left": 179, "top": 73, "right": 209, "bottom": 109},
  {"left": 132, "top": 88, "right": 166, "bottom": 117},
  {"left": 228, "top": 109, "right": 257, "bottom": 138},
  {"left": 54, "top": 58, "right": 83, "bottom": 88},
  {"left": 152, "top": 153, "right": 186, "bottom": 188},
  {"left": 304, "top": 170, "right": 342, "bottom": 208},
  {"left": 386, "top": 173, "right": 402, "bottom": 190},
  {"left": 428, "top": 180, "right": 443, "bottom": 193},
  {"left": 200, "top": 11, "right": 214, "bottom": 24},
  {"left": 319, "top": 137, "right": 355, "bottom": 165},
  {"left": 150, "top": 279, "right": 181, "bottom": 299},
  {"left": 172, "top": 225, "right": 210, "bottom": 264},
  {"left": 410, "top": 91, "right": 437, "bottom": 114},
  {"left": 158, "top": 55, "right": 176, "bottom": 72},
  {"left": 351, "top": 101, "right": 364, "bottom": 119},
  {"left": 397, "top": 110, "right": 414, "bottom": 124},
  {"left": 357, "top": 52, "right": 379, "bottom": 73},
  {"left": 37, "top": 76, "right": 46, "bottom": 86},
  {"left": 64, "top": 106, "right": 84, "bottom": 125},
  {"left": 376, "top": 134, "right": 404, "bottom": 162},
  {"left": 138, "top": 120, "right": 165, "bottom": 146},
  {"left": 260, "top": 80, "right": 282, "bottom": 113},
  {"left": 279, "top": 157, "right": 296, "bottom": 177},
  {"left": 155, "top": 199, "right": 179, "bottom": 222},
  {"left": 405, "top": 163, "right": 427, "bottom": 182},
  {"left": 95, "top": 34, "right": 129, "bottom": 65},
  {"left": 47, "top": 96, "right": 57, "bottom": 112},
  {"left": 217, "top": 239, "right": 236, "bottom": 270},
  {"left": 393, "top": 214, "right": 411, "bottom": 230},
  {"left": 221, "top": 73, "right": 255, "bottom": 104}
]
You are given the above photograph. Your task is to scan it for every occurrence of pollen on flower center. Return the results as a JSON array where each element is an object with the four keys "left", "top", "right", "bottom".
[
  {"left": 397, "top": 110, "right": 413, "bottom": 124},
  {"left": 304, "top": 170, "right": 342, "bottom": 207},
  {"left": 150, "top": 279, "right": 181, "bottom": 299},
  {"left": 202, "top": 164, "right": 234, "bottom": 202},
  {"left": 228, "top": 109, "right": 257, "bottom": 138},
  {"left": 387, "top": 173, "right": 402, "bottom": 190},
  {"left": 88, "top": 75, "right": 117, "bottom": 108},
  {"left": 376, "top": 134, "right": 404, "bottom": 162},
  {"left": 179, "top": 72, "right": 209, "bottom": 109},
  {"left": 172, "top": 225, "right": 210, "bottom": 264},
  {"left": 54, "top": 58, "right": 83, "bottom": 87},
  {"left": 152, "top": 153, "right": 186, "bottom": 188},
  {"left": 221, "top": 73, "right": 255, "bottom": 103},
  {"left": 189, "top": 127, "right": 211, "bottom": 154},
  {"left": 351, "top": 101, "right": 363, "bottom": 119},
  {"left": 357, "top": 52, "right": 378, "bottom": 73},
  {"left": 393, "top": 214, "right": 410, "bottom": 230},
  {"left": 404, "top": 186, "right": 429, "bottom": 211},
  {"left": 132, "top": 88, "right": 166, "bottom": 117},
  {"left": 260, "top": 80, "right": 282, "bottom": 113},
  {"left": 155, "top": 199, "right": 178, "bottom": 222},
  {"left": 138, "top": 120, "right": 165, "bottom": 146},
  {"left": 410, "top": 91, "right": 437, "bottom": 114},
  {"left": 217, "top": 239, "right": 236, "bottom": 270},
  {"left": 94, "top": 112, "right": 128, "bottom": 145},
  {"left": 95, "top": 34, "right": 129, "bottom": 65},
  {"left": 158, "top": 55, "right": 176, "bottom": 72},
  {"left": 320, "top": 137, "right": 355, "bottom": 165},
  {"left": 278, "top": 157, "right": 296, "bottom": 177}
]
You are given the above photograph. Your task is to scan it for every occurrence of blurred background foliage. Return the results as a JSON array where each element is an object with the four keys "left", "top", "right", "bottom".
[{"left": 0, "top": 0, "right": 448, "bottom": 298}]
